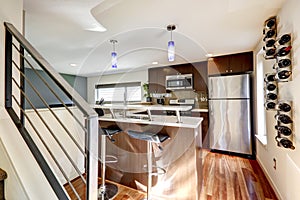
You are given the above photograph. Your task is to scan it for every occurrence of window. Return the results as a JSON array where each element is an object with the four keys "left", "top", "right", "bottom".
[
  {"left": 255, "top": 50, "right": 267, "bottom": 145},
  {"left": 95, "top": 82, "right": 142, "bottom": 103}
]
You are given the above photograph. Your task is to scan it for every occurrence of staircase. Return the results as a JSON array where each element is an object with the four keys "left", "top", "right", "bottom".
[
  {"left": 3, "top": 22, "right": 99, "bottom": 200},
  {"left": 0, "top": 168, "right": 7, "bottom": 200}
]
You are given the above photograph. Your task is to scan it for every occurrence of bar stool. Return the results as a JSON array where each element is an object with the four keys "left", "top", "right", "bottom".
[
  {"left": 127, "top": 130, "right": 170, "bottom": 200},
  {"left": 98, "top": 127, "right": 121, "bottom": 200}
]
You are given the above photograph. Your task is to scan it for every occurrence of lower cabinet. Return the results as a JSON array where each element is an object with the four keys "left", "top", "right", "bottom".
[{"left": 192, "top": 111, "right": 209, "bottom": 149}]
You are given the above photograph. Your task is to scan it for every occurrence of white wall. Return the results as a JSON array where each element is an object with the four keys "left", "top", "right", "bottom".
[
  {"left": 0, "top": 138, "right": 29, "bottom": 200},
  {"left": 87, "top": 69, "right": 148, "bottom": 103},
  {"left": 0, "top": 0, "right": 59, "bottom": 199},
  {"left": 0, "top": 0, "right": 22, "bottom": 107},
  {"left": 254, "top": 0, "right": 300, "bottom": 199},
  {"left": 25, "top": 107, "right": 86, "bottom": 184}
]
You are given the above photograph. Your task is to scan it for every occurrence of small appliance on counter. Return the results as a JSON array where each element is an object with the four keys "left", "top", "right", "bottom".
[
  {"left": 168, "top": 98, "right": 195, "bottom": 116},
  {"left": 157, "top": 98, "right": 165, "bottom": 105}
]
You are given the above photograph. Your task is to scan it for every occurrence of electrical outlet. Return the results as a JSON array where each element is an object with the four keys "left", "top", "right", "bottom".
[{"left": 273, "top": 158, "right": 277, "bottom": 170}]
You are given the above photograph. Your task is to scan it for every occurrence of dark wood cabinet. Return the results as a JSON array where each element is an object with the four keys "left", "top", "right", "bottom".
[
  {"left": 208, "top": 51, "right": 253, "bottom": 75},
  {"left": 192, "top": 62, "right": 208, "bottom": 92},
  {"left": 172, "top": 63, "right": 193, "bottom": 75},
  {"left": 148, "top": 61, "right": 208, "bottom": 93},
  {"left": 148, "top": 67, "right": 166, "bottom": 93}
]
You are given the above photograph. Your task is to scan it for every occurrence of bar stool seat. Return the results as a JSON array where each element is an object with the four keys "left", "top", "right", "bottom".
[
  {"left": 99, "top": 127, "right": 121, "bottom": 200},
  {"left": 126, "top": 130, "right": 170, "bottom": 200}
]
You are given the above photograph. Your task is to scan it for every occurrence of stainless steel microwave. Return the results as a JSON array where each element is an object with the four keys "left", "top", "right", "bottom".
[{"left": 165, "top": 74, "right": 193, "bottom": 90}]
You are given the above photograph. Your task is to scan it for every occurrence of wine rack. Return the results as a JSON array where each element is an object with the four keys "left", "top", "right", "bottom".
[
  {"left": 262, "top": 16, "right": 295, "bottom": 149},
  {"left": 263, "top": 17, "right": 277, "bottom": 59},
  {"left": 264, "top": 73, "right": 278, "bottom": 110},
  {"left": 274, "top": 33, "right": 292, "bottom": 82},
  {"left": 275, "top": 101, "right": 295, "bottom": 150}
]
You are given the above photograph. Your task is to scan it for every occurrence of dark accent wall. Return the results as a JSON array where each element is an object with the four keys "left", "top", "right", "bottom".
[{"left": 24, "top": 68, "right": 87, "bottom": 109}]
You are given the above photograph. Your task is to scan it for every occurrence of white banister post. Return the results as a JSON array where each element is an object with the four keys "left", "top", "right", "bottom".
[{"left": 86, "top": 115, "right": 99, "bottom": 200}]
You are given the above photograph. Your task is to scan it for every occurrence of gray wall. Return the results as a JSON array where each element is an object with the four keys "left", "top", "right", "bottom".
[{"left": 24, "top": 68, "right": 87, "bottom": 109}]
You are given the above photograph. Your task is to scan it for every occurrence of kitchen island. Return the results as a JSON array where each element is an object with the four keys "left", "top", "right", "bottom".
[{"left": 94, "top": 104, "right": 203, "bottom": 200}]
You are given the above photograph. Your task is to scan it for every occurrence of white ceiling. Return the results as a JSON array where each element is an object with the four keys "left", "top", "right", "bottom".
[{"left": 24, "top": 0, "right": 287, "bottom": 77}]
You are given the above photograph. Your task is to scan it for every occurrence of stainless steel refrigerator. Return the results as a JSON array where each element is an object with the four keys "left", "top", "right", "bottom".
[{"left": 208, "top": 73, "right": 253, "bottom": 156}]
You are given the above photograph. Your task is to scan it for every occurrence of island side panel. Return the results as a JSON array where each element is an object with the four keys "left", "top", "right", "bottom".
[{"left": 99, "top": 120, "right": 202, "bottom": 199}]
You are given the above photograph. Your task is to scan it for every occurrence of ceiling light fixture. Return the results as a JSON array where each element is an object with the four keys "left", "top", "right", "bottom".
[
  {"left": 152, "top": 61, "right": 159, "bottom": 65},
  {"left": 70, "top": 63, "right": 77, "bottom": 67},
  {"left": 110, "top": 39, "right": 118, "bottom": 68},
  {"left": 167, "top": 24, "right": 176, "bottom": 62}
]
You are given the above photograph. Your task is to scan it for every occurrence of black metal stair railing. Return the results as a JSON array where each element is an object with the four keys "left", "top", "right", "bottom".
[{"left": 4, "top": 22, "right": 99, "bottom": 200}]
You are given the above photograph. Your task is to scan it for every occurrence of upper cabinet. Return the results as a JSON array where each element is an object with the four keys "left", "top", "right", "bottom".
[
  {"left": 148, "top": 67, "right": 166, "bottom": 93},
  {"left": 208, "top": 51, "right": 253, "bottom": 75},
  {"left": 148, "top": 61, "right": 208, "bottom": 93},
  {"left": 193, "top": 61, "right": 208, "bottom": 91}
]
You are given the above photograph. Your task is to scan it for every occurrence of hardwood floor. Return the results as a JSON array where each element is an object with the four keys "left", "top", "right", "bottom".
[
  {"left": 200, "top": 150, "right": 278, "bottom": 200},
  {"left": 65, "top": 151, "right": 278, "bottom": 200},
  {"left": 65, "top": 177, "right": 146, "bottom": 200}
]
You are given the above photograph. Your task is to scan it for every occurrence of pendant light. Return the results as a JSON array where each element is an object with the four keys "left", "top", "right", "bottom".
[
  {"left": 110, "top": 39, "right": 118, "bottom": 68},
  {"left": 167, "top": 24, "right": 176, "bottom": 62}
]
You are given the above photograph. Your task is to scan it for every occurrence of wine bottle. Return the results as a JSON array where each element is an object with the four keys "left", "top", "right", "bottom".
[
  {"left": 278, "top": 34, "right": 291, "bottom": 45},
  {"left": 265, "top": 102, "right": 276, "bottom": 109},
  {"left": 266, "top": 93, "right": 277, "bottom": 100},
  {"left": 275, "top": 125, "right": 292, "bottom": 136},
  {"left": 265, "top": 48, "right": 276, "bottom": 56},
  {"left": 278, "top": 59, "right": 291, "bottom": 68},
  {"left": 265, "top": 29, "right": 276, "bottom": 38},
  {"left": 266, "top": 18, "right": 276, "bottom": 29},
  {"left": 265, "top": 39, "right": 276, "bottom": 47},
  {"left": 277, "top": 102, "right": 291, "bottom": 112},
  {"left": 264, "top": 74, "right": 276, "bottom": 82},
  {"left": 266, "top": 83, "right": 276, "bottom": 91},
  {"left": 275, "top": 136, "right": 295, "bottom": 149},
  {"left": 277, "top": 46, "right": 292, "bottom": 57},
  {"left": 276, "top": 70, "right": 292, "bottom": 80},
  {"left": 275, "top": 114, "right": 293, "bottom": 124}
]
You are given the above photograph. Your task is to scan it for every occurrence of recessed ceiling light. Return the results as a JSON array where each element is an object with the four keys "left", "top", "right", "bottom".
[
  {"left": 206, "top": 53, "right": 213, "bottom": 57},
  {"left": 87, "top": 23, "right": 107, "bottom": 32},
  {"left": 70, "top": 63, "right": 77, "bottom": 67},
  {"left": 152, "top": 61, "right": 159, "bottom": 65}
]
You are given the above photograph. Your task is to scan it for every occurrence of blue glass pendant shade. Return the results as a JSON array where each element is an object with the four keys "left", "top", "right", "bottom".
[
  {"left": 111, "top": 51, "right": 117, "bottom": 68},
  {"left": 168, "top": 40, "right": 175, "bottom": 62}
]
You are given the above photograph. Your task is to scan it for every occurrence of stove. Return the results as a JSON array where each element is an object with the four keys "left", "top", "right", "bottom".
[
  {"left": 167, "top": 99, "right": 195, "bottom": 116},
  {"left": 169, "top": 99, "right": 195, "bottom": 106}
]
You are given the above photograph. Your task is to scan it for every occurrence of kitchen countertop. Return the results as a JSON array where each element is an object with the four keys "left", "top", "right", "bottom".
[
  {"left": 99, "top": 114, "right": 203, "bottom": 129},
  {"left": 94, "top": 103, "right": 192, "bottom": 111}
]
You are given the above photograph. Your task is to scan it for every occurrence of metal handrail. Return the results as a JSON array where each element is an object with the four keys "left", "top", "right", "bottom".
[
  {"left": 12, "top": 41, "right": 87, "bottom": 133},
  {"left": 4, "top": 22, "right": 96, "bottom": 118},
  {"left": 11, "top": 77, "right": 86, "bottom": 185},
  {"left": 12, "top": 60, "right": 86, "bottom": 157},
  {"left": 11, "top": 95, "right": 81, "bottom": 199},
  {"left": 4, "top": 22, "right": 99, "bottom": 200}
]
